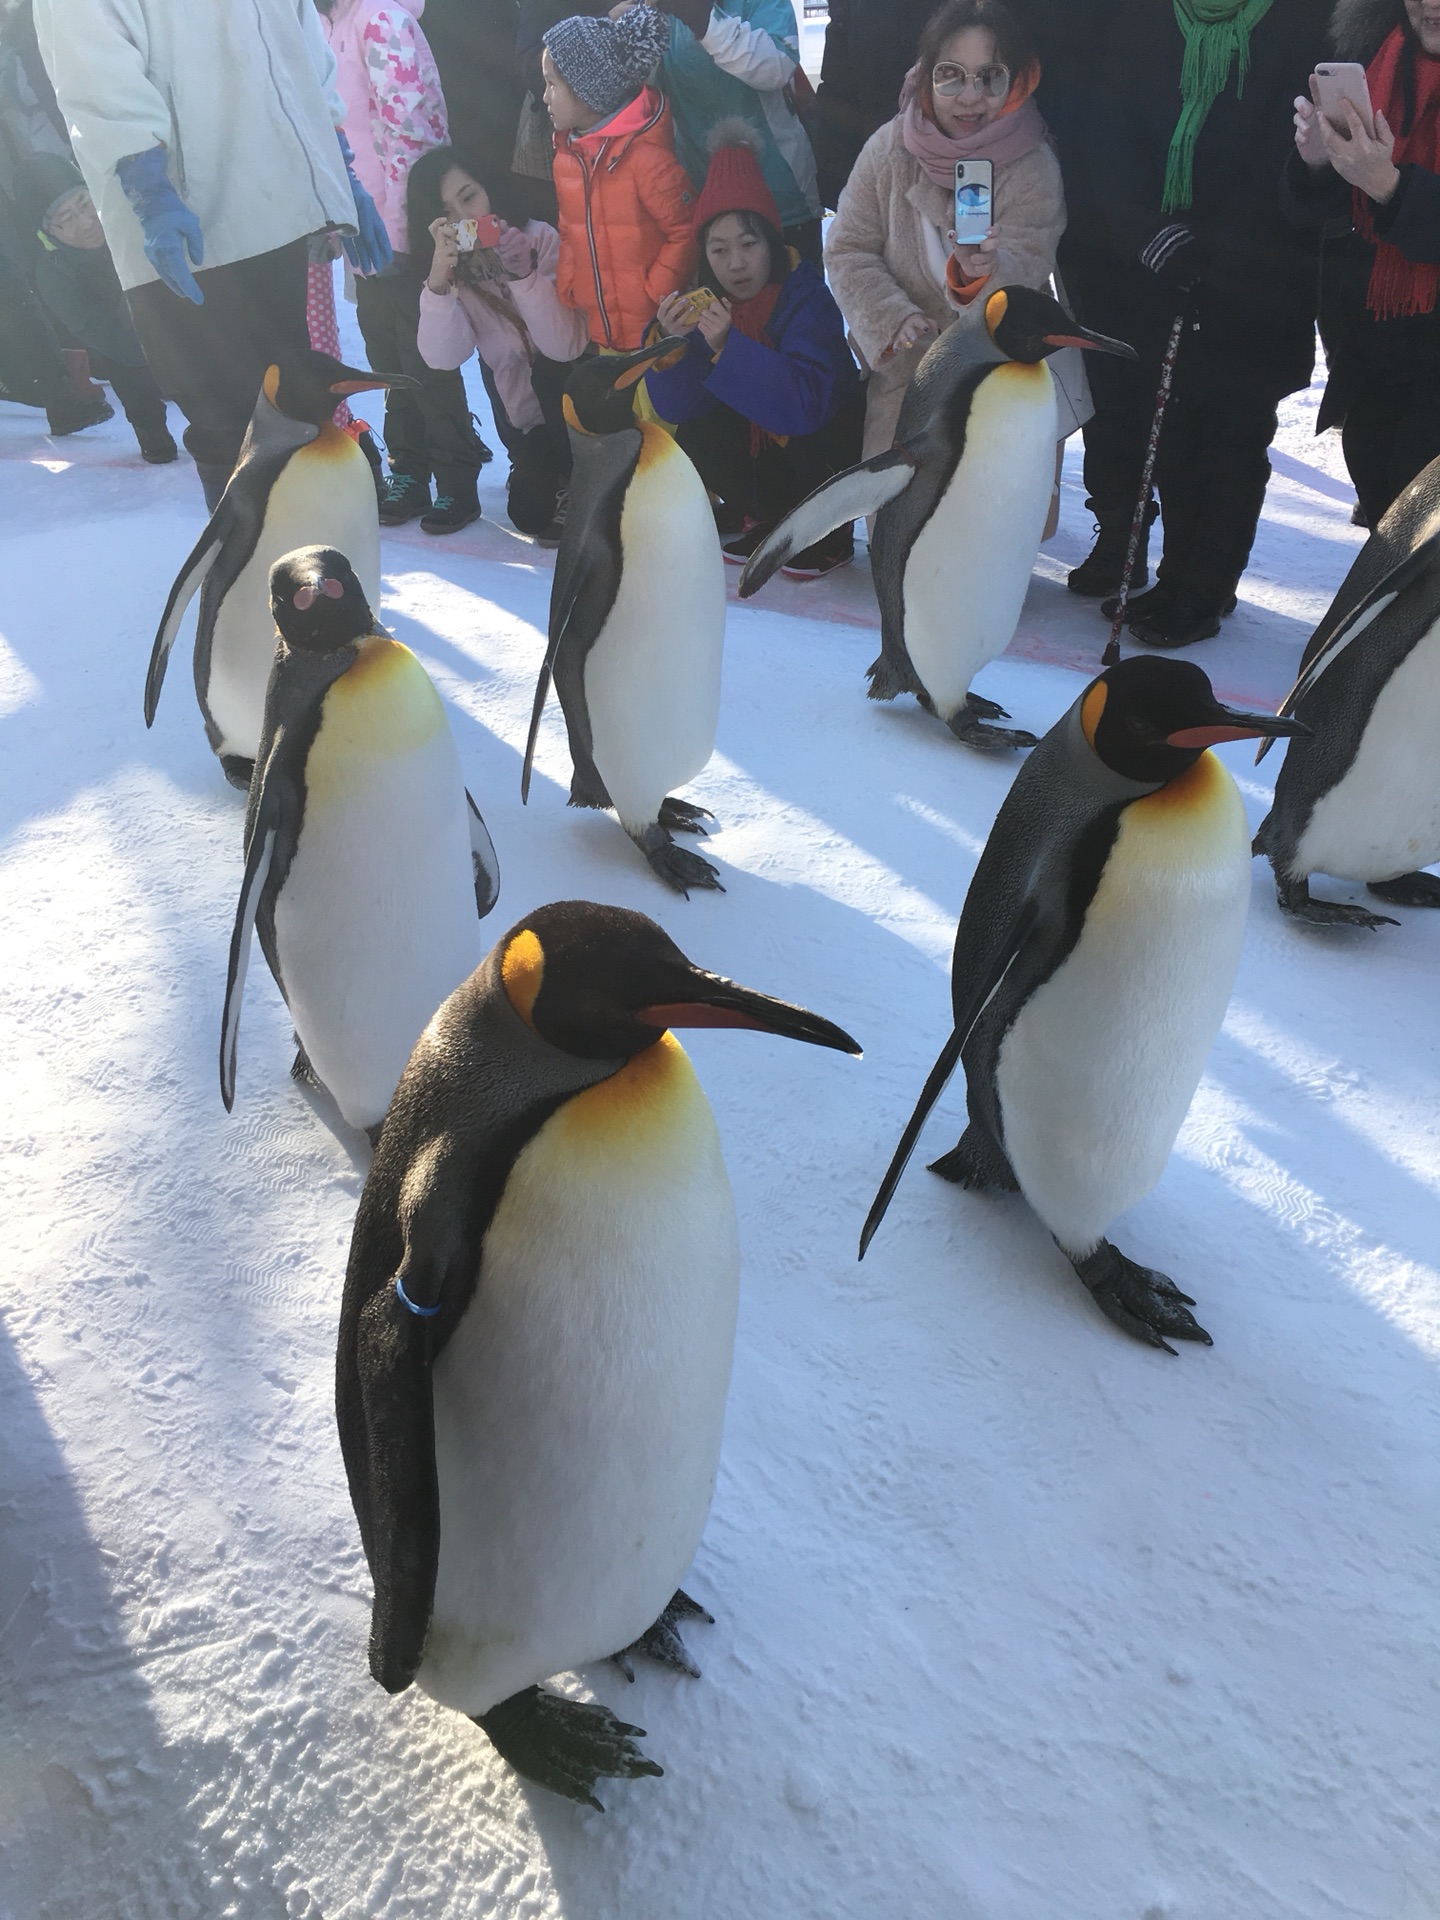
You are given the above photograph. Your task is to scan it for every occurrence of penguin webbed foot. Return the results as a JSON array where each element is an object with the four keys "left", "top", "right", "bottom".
[
  {"left": 290, "top": 1039, "right": 320, "bottom": 1089},
  {"left": 1067, "top": 1239, "right": 1213, "bottom": 1357},
  {"left": 219, "top": 753, "right": 255, "bottom": 793},
  {"left": 928, "top": 1125, "right": 1019, "bottom": 1192},
  {"left": 635, "top": 823, "right": 724, "bottom": 897},
  {"left": 657, "top": 796, "right": 714, "bottom": 838},
  {"left": 475, "top": 1685, "right": 662, "bottom": 1811},
  {"left": 945, "top": 697, "right": 1038, "bottom": 754},
  {"left": 612, "top": 1588, "right": 714, "bottom": 1683},
  {"left": 1367, "top": 870, "right": 1440, "bottom": 909},
  {"left": 1276, "top": 873, "right": 1398, "bottom": 931}
]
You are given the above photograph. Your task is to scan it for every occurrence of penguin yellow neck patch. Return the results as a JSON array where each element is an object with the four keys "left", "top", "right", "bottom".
[
  {"left": 635, "top": 422, "right": 676, "bottom": 475},
  {"left": 1133, "top": 748, "right": 1233, "bottom": 821},
  {"left": 552, "top": 1031, "right": 699, "bottom": 1153},
  {"left": 1081, "top": 679, "right": 1108, "bottom": 747},
  {"left": 502, "top": 930, "right": 545, "bottom": 1025}
]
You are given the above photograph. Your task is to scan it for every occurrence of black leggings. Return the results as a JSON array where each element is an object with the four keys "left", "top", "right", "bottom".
[
  {"left": 1341, "top": 381, "right": 1440, "bottom": 528},
  {"left": 478, "top": 350, "right": 574, "bottom": 535},
  {"left": 355, "top": 267, "right": 486, "bottom": 494},
  {"left": 674, "top": 389, "right": 864, "bottom": 530}
]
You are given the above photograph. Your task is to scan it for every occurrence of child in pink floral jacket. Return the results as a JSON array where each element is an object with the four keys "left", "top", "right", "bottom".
[{"left": 320, "top": 0, "right": 491, "bottom": 535}]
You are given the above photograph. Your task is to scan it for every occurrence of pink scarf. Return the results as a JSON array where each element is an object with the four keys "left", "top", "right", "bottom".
[{"left": 899, "top": 67, "right": 1048, "bottom": 188}]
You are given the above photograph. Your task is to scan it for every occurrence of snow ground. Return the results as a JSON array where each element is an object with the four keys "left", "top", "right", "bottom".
[{"left": 0, "top": 338, "right": 1436, "bottom": 1920}]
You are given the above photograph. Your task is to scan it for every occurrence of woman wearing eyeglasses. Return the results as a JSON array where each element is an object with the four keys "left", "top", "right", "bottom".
[{"left": 825, "top": 0, "right": 1072, "bottom": 466}]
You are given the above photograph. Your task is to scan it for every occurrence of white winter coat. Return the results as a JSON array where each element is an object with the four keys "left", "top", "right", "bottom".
[{"left": 33, "top": 0, "right": 356, "bottom": 292}]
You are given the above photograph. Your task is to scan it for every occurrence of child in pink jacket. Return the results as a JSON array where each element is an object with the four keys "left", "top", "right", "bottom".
[
  {"left": 320, "top": 0, "right": 492, "bottom": 535},
  {"left": 410, "top": 145, "right": 588, "bottom": 544}
]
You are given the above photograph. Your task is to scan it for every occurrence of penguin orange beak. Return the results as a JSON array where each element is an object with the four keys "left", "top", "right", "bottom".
[
  {"left": 1042, "top": 325, "right": 1137, "bottom": 359},
  {"left": 637, "top": 976, "right": 861, "bottom": 1054},
  {"left": 610, "top": 338, "right": 690, "bottom": 390},
  {"left": 329, "top": 373, "right": 418, "bottom": 394},
  {"left": 1167, "top": 707, "right": 1311, "bottom": 749}
]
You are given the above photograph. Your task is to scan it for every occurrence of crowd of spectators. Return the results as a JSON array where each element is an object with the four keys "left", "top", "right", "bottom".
[{"left": 2, "top": 0, "right": 1436, "bottom": 622}]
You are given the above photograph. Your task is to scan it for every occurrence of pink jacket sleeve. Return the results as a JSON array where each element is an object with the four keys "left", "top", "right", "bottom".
[
  {"left": 506, "top": 223, "right": 590, "bottom": 363},
  {"left": 359, "top": 8, "right": 448, "bottom": 251},
  {"left": 416, "top": 285, "right": 478, "bottom": 371}
]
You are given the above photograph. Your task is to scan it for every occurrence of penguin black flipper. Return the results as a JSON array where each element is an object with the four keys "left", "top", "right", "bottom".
[
  {"left": 737, "top": 443, "right": 922, "bottom": 597},
  {"left": 1257, "top": 519, "right": 1440, "bottom": 763},
  {"left": 465, "top": 790, "right": 501, "bottom": 918},
  {"left": 521, "top": 429, "right": 637, "bottom": 804},
  {"left": 145, "top": 526, "right": 222, "bottom": 726}
]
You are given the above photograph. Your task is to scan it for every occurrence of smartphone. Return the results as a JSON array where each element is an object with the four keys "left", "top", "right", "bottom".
[
  {"left": 454, "top": 213, "right": 504, "bottom": 252},
  {"left": 1313, "top": 61, "right": 1374, "bottom": 134},
  {"left": 954, "top": 159, "right": 993, "bottom": 247}
]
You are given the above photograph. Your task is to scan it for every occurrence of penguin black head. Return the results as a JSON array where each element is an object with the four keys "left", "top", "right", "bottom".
[
  {"left": 562, "top": 339, "right": 691, "bottom": 437},
  {"left": 1081, "top": 656, "right": 1309, "bottom": 785},
  {"left": 984, "top": 286, "right": 1137, "bottom": 366},
  {"left": 494, "top": 901, "right": 862, "bottom": 1061},
  {"left": 262, "top": 349, "right": 418, "bottom": 426},
  {"left": 270, "top": 546, "right": 375, "bottom": 653}
]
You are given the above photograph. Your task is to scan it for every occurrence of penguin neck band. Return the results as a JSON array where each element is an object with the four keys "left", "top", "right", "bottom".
[{"left": 395, "top": 1276, "right": 441, "bottom": 1318}]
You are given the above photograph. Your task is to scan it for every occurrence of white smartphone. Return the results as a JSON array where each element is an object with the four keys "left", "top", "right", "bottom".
[
  {"left": 1313, "top": 61, "right": 1374, "bottom": 135},
  {"left": 953, "top": 159, "right": 994, "bottom": 247}
]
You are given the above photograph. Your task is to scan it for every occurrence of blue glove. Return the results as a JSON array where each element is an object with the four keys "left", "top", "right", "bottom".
[
  {"left": 337, "top": 129, "right": 392, "bottom": 276},
  {"left": 116, "top": 145, "right": 204, "bottom": 304}
]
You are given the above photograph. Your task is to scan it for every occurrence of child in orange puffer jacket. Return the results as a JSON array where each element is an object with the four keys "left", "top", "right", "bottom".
[{"left": 543, "top": 4, "right": 697, "bottom": 350}]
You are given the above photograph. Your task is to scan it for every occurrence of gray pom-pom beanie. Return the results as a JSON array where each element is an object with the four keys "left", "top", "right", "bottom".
[{"left": 545, "top": 3, "right": 671, "bottom": 119}]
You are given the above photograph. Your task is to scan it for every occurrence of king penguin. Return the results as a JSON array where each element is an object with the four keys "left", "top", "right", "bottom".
[
  {"left": 1254, "top": 453, "right": 1440, "bottom": 928},
  {"left": 336, "top": 899, "right": 859, "bottom": 1805},
  {"left": 221, "top": 546, "right": 500, "bottom": 1141},
  {"left": 521, "top": 342, "right": 728, "bottom": 895},
  {"left": 739, "top": 286, "right": 1136, "bottom": 749},
  {"left": 860, "top": 657, "right": 1306, "bottom": 1351},
  {"left": 146, "top": 349, "right": 414, "bottom": 790}
]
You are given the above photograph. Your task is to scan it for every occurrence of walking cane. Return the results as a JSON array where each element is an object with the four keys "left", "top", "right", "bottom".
[{"left": 1102, "top": 307, "right": 1188, "bottom": 669}]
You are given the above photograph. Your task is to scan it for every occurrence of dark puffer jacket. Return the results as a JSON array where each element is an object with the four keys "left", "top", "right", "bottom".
[
  {"left": 643, "top": 254, "right": 860, "bottom": 437},
  {"left": 1281, "top": 0, "right": 1440, "bottom": 427},
  {"left": 809, "top": 0, "right": 938, "bottom": 213}
]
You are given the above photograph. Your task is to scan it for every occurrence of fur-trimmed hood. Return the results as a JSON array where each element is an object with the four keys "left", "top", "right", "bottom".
[{"left": 1330, "top": 0, "right": 1406, "bottom": 61}]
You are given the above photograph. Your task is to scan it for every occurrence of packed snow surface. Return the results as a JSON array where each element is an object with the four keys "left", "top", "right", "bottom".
[{"left": 1, "top": 360, "right": 1436, "bottom": 1919}]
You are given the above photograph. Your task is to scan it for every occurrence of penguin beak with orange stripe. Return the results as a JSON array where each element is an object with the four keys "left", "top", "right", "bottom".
[
  {"left": 983, "top": 285, "right": 1139, "bottom": 365},
  {"left": 1165, "top": 704, "right": 1311, "bottom": 750},
  {"left": 635, "top": 973, "right": 862, "bottom": 1053},
  {"left": 263, "top": 349, "right": 418, "bottom": 427},
  {"left": 562, "top": 340, "right": 691, "bottom": 436}
]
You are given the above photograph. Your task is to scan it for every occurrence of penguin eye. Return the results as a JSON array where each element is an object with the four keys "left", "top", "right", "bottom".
[
  {"left": 322, "top": 577, "right": 344, "bottom": 599},
  {"left": 292, "top": 586, "right": 316, "bottom": 610}
]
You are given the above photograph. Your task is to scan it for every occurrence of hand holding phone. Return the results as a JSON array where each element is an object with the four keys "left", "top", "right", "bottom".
[
  {"left": 454, "top": 212, "right": 504, "bottom": 252},
  {"left": 953, "top": 159, "right": 994, "bottom": 248},
  {"left": 1312, "top": 62, "right": 1374, "bottom": 136}
]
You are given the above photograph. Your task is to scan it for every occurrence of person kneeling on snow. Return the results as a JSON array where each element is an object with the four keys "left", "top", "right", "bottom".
[
  {"left": 411, "top": 146, "right": 587, "bottom": 545},
  {"left": 648, "top": 123, "right": 863, "bottom": 578}
]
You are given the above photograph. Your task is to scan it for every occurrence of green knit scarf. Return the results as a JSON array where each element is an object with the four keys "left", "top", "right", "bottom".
[{"left": 1162, "top": 0, "right": 1277, "bottom": 212}]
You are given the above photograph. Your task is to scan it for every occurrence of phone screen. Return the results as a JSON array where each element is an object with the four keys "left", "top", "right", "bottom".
[{"left": 954, "top": 160, "right": 993, "bottom": 246}]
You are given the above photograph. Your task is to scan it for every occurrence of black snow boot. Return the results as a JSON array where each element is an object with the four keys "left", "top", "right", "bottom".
[
  {"left": 1068, "top": 497, "right": 1159, "bottom": 598},
  {"left": 421, "top": 486, "right": 482, "bottom": 535},
  {"left": 378, "top": 472, "right": 431, "bottom": 525}
]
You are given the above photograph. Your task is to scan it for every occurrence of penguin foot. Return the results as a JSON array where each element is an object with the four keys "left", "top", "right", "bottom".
[
  {"left": 961, "top": 690, "right": 1011, "bottom": 721},
  {"left": 612, "top": 1589, "right": 714, "bottom": 1683},
  {"left": 290, "top": 1039, "right": 320, "bottom": 1089},
  {"left": 945, "top": 705, "right": 1039, "bottom": 753},
  {"left": 657, "top": 796, "right": 715, "bottom": 837},
  {"left": 865, "top": 652, "right": 919, "bottom": 703},
  {"left": 635, "top": 825, "right": 725, "bottom": 897},
  {"left": 1367, "top": 871, "right": 1440, "bottom": 909},
  {"left": 1276, "top": 876, "right": 1398, "bottom": 931},
  {"left": 1067, "top": 1240, "right": 1213, "bottom": 1357},
  {"left": 928, "top": 1124, "right": 1019, "bottom": 1192},
  {"left": 219, "top": 754, "right": 255, "bottom": 793},
  {"left": 475, "top": 1685, "right": 662, "bottom": 1811}
]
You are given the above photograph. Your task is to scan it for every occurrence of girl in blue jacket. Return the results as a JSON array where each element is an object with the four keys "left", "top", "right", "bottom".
[{"left": 650, "top": 122, "right": 863, "bottom": 578}]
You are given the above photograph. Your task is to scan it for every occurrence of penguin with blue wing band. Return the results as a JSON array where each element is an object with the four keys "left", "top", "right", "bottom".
[
  {"left": 220, "top": 547, "right": 498, "bottom": 1142},
  {"left": 147, "top": 349, "right": 415, "bottom": 790},
  {"left": 337, "top": 900, "right": 860, "bottom": 1808},
  {"left": 522, "top": 343, "right": 728, "bottom": 897},
  {"left": 739, "top": 286, "right": 1136, "bottom": 752},
  {"left": 861, "top": 657, "right": 1307, "bottom": 1354},
  {"left": 1254, "top": 456, "right": 1440, "bottom": 929}
]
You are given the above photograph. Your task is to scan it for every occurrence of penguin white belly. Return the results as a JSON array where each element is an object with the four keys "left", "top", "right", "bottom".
[
  {"left": 583, "top": 425, "right": 725, "bottom": 834},
  {"left": 207, "top": 430, "right": 380, "bottom": 762},
  {"left": 420, "top": 1032, "right": 739, "bottom": 1715},
  {"left": 995, "top": 753, "right": 1249, "bottom": 1255},
  {"left": 902, "top": 361, "right": 1057, "bottom": 721},
  {"left": 272, "top": 640, "right": 478, "bottom": 1131},
  {"left": 1292, "top": 617, "right": 1440, "bottom": 882}
]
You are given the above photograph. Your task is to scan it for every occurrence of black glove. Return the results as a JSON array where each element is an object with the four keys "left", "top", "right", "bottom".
[{"left": 1139, "top": 222, "right": 1203, "bottom": 292}]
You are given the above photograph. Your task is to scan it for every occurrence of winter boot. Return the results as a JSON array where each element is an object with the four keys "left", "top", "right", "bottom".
[
  {"left": 378, "top": 473, "right": 431, "bottom": 525},
  {"left": 45, "top": 392, "right": 114, "bottom": 435},
  {"left": 136, "top": 422, "right": 178, "bottom": 463},
  {"left": 1067, "top": 497, "right": 1159, "bottom": 598},
  {"left": 421, "top": 486, "right": 482, "bottom": 535}
]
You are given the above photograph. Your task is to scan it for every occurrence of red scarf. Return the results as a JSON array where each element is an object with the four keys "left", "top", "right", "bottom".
[
  {"left": 725, "top": 279, "right": 785, "bottom": 453},
  {"left": 1357, "top": 27, "right": 1440, "bottom": 318}
]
